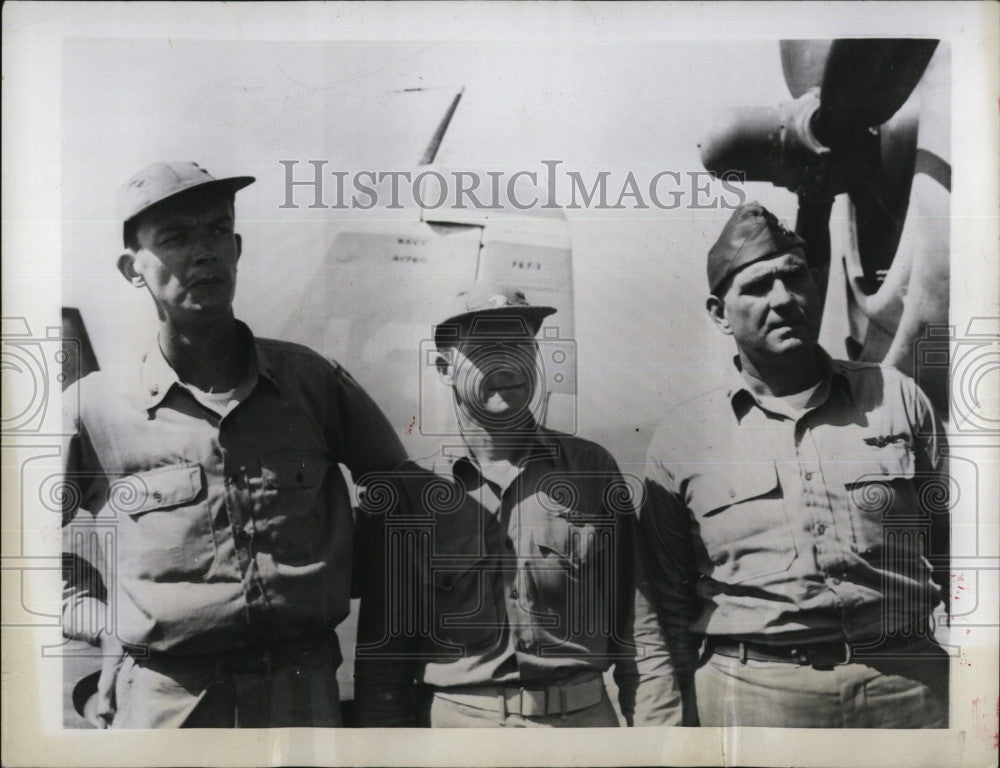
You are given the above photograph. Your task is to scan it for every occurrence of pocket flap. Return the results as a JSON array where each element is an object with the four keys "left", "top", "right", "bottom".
[
  {"left": 430, "top": 558, "right": 484, "bottom": 591},
  {"left": 843, "top": 443, "right": 915, "bottom": 486},
  {"left": 432, "top": 568, "right": 462, "bottom": 591},
  {"left": 262, "top": 458, "right": 329, "bottom": 489},
  {"left": 696, "top": 462, "right": 780, "bottom": 515},
  {"left": 126, "top": 464, "right": 202, "bottom": 516}
]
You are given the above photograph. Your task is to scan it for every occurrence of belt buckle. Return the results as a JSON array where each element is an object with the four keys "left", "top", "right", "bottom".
[
  {"left": 517, "top": 686, "right": 550, "bottom": 717},
  {"left": 817, "top": 641, "right": 852, "bottom": 668},
  {"left": 839, "top": 641, "right": 852, "bottom": 665},
  {"left": 806, "top": 642, "right": 852, "bottom": 669},
  {"left": 518, "top": 687, "right": 535, "bottom": 717}
]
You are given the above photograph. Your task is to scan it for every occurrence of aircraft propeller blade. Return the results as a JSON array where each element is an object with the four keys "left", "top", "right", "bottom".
[
  {"left": 812, "top": 39, "right": 938, "bottom": 148},
  {"left": 779, "top": 40, "right": 833, "bottom": 98},
  {"left": 809, "top": 40, "right": 931, "bottom": 291}
]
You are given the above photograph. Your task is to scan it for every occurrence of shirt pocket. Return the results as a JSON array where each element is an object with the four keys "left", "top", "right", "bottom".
[
  {"left": 258, "top": 454, "right": 332, "bottom": 565},
  {"left": 688, "top": 462, "right": 796, "bottom": 585},
  {"left": 117, "top": 463, "right": 213, "bottom": 579},
  {"left": 527, "top": 512, "right": 615, "bottom": 637},
  {"left": 427, "top": 534, "right": 498, "bottom": 653},
  {"left": 838, "top": 443, "right": 918, "bottom": 557},
  {"left": 529, "top": 511, "right": 609, "bottom": 580}
]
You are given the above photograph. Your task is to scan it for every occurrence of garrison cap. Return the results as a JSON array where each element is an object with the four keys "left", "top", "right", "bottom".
[
  {"left": 117, "top": 161, "right": 255, "bottom": 245},
  {"left": 707, "top": 202, "right": 806, "bottom": 294},
  {"left": 435, "top": 282, "right": 556, "bottom": 349}
]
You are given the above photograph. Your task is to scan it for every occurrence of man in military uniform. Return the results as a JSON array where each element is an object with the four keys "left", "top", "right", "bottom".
[
  {"left": 62, "top": 161, "right": 406, "bottom": 727},
  {"left": 632, "top": 202, "right": 949, "bottom": 727},
  {"left": 355, "top": 283, "right": 638, "bottom": 727}
]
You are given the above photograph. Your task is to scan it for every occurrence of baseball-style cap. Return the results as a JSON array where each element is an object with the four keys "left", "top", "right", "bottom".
[
  {"left": 435, "top": 282, "right": 557, "bottom": 349},
  {"left": 117, "top": 161, "right": 255, "bottom": 242},
  {"left": 707, "top": 202, "right": 806, "bottom": 294}
]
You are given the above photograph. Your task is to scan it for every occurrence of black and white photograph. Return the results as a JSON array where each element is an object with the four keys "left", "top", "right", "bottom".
[{"left": 2, "top": 2, "right": 998, "bottom": 766}]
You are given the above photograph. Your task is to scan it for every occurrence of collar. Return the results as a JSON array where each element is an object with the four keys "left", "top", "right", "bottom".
[
  {"left": 727, "top": 346, "right": 852, "bottom": 422},
  {"left": 440, "top": 423, "right": 560, "bottom": 479},
  {"left": 138, "top": 320, "right": 277, "bottom": 411}
]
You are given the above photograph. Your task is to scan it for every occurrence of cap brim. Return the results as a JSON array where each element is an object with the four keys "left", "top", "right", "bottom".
[
  {"left": 434, "top": 305, "right": 557, "bottom": 347},
  {"left": 124, "top": 175, "right": 256, "bottom": 225}
]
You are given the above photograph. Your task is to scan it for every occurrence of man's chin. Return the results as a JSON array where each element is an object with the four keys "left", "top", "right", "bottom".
[
  {"left": 768, "top": 334, "right": 817, "bottom": 356},
  {"left": 172, "top": 301, "right": 235, "bottom": 324},
  {"left": 467, "top": 395, "right": 534, "bottom": 427}
]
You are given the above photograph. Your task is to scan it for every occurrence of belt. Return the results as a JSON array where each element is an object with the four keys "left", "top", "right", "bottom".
[
  {"left": 433, "top": 672, "right": 605, "bottom": 719},
  {"left": 706, "top": 635, "right": 933, "bottom": 669},
  {"left": 707, "top": 638, "right": 855, "bottom": 668}
]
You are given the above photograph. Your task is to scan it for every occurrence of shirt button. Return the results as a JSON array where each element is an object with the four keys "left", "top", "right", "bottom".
[
  {"left": 804, "top": 471, "right": 813, "bottom": 481},
  {"left": 248, "top": 584, "right": 263, "bottom": 600},
  {"left": 728, "top": 489, "right": 736, "bottom": 498},
  {"left": 509, "top": 586, "right": 518, "bottom": 600},
  {"left": 816, "top": 524, "right": 826, "bottom": 535}
]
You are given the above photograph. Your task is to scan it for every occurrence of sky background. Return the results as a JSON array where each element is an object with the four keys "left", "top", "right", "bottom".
[{"left": 63, "top": 38, "right": 854, "bottom": 467}]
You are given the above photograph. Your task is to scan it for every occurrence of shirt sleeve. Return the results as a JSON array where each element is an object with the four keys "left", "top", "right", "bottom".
[
  {"left": 631, "top": 434, "right": 703, "bottom": 726},
  {"left": 906, "top": 375, "right": 950, "bottom": 606},
  {"left": 61, "top": 382, "right": 110, "bottom": 646},
  {"left": 331, "top": 366, "right": 407, "bottom": 477},
  {"left": 353, "top": 469, "right": 422, "bottom": 727},
  {"left": 603, "top": 455, "right": 639, "bottom": 726}
]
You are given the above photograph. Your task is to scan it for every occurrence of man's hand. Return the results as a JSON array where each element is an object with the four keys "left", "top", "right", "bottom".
[{"left": 93, "top": 633, "right": 126, "bottom": 728}]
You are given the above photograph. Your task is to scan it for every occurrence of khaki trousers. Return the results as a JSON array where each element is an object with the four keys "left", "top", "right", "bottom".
[
  {"left": 428, "top": 688, "right": 620, "bottom": 728},
  {"left": 695, "top": 646, "right": 948, "bottom": 728},
  {"left": 111, "top": 639, "right": 342, "bottom": 728}
]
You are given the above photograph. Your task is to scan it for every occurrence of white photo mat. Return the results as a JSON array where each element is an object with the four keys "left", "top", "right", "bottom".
[{"left": 2, "top": 2, "right": 998, "bottom": 766}]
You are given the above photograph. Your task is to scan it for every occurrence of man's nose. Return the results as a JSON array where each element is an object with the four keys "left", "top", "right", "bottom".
[
  {"left": 768, "top": 278, "right": 796, "bottom": 308},
  {"left": 191, "top": 230, "right": 220, "bottom": 262}
]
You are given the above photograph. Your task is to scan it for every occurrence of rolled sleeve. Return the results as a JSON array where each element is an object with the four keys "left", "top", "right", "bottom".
[
  {"left": 907, "top": 376, "right": 950, "bottom": 605},
  {"left": 631, "top": 462, "right": 703, "bottom": 726},
  {"left": 332, "top": 367, "right": 407, "bottom": 478},
  {"left": 605, "top": 459, "right": 639, "bottom": 725},
  {"left": 354, "top": 474, "right": 420, "bottom": 727},
  {"left": 61, "top": 385, "right": 110, "bottom": 645}
]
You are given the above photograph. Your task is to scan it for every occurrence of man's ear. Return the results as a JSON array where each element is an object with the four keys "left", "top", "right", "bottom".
[
  {"left": 706, "top": 294, "right": 732, "bottom": 336},
  {"left": 436, "top": 348, "right": 455, "bottom": 386},
  {"left": 116, "top": 253, "right": 146, "bottom": 287}
]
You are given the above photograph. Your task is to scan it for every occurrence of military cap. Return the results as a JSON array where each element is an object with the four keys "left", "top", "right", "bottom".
[
  {"left": 435, "top": 282, "right": 556, "bottom": 349},
  {"left": 117, "top": 161, "right": 255, "bottom": 245},
  {"left": 707, "top": 202, "right": 806, "bottom": 294}
]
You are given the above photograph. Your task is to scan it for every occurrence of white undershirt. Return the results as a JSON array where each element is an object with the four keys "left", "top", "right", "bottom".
[
  {"left": 185, "top": 377, "right": 254, "bottom": 418},
  {"left": 756, "top": 380, "right": 823, "bottom": 420}
]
